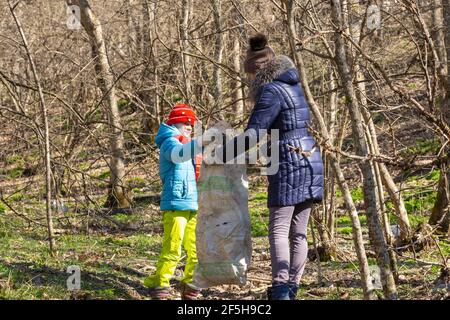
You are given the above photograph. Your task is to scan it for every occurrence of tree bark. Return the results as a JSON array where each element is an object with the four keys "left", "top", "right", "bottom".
[
  {"left": 430, "top": 0, "right": 450, "bottom": 233},
  {"left": 283, "top": 0, "right": 376, "bottom": 299},
  {"left": 232, "top": 6, "right": 244, "bottom": 120},
  {"left": 430, "top": 160, "right": 450, "bottom": 233},
  {"left": 67, "top": 0, "right": 130, "bottom": 208},
  {"left": 330, "top": 0, "right": 398, "bottom": 299},
  {"left": 141, "top": 0, "right": 161, "bottom": 140},
  {"left": 9, "top": 0, "right": 56, "bottom": 253},
  {"left": 180, "top": 0, "right": 192, "bottom": 100},
  {"left": 360, "top": 87, "right": 411, "bottom": 244},
  {"left": 211, "top": 0, "right": 224, "bottom": 119},
  {"left": 432, "top": 0, "right": 448, "bottom": 84},
  {"left": 351, "top": 2, "right": 411, "bottom": 243}
]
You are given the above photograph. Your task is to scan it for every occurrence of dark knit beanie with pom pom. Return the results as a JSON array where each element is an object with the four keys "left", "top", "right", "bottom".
[{"left": 244, "top": 33, "right": 275, "bottom": 74}]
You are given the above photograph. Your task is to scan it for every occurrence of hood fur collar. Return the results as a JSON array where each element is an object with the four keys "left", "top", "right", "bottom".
[{"left": 250, "top": 55, "right": 296, "bottom": 101}]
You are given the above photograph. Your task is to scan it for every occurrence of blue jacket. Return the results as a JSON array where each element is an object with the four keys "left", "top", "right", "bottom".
[
  {"left": 155, "top": 123, "right": 202, "bottom": 211},
  {"left": 247, "top": 55, "right": 324, "bottom": 207}
]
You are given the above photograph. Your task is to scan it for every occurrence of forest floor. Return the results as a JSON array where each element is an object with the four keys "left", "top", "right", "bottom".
[
  {"left": 0, "top": 180, "right": 448, "bottom": 300},
  {"left": 0, "top": 116, "right": 449, "bottom": 300}
]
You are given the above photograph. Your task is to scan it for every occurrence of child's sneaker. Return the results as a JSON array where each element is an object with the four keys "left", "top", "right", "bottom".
[
  {"left": 179, "top": 283, "right": 200, "bottom": 300},
  {"left": 149, "top": 286, "right": 171, "bottom": 300}
]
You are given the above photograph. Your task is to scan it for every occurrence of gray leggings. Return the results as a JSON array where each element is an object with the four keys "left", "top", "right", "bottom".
[{"left": 268, "top": 201, "right": 313, "bottom": 285}]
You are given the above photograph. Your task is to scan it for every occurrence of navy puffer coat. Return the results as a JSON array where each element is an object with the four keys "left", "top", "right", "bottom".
[{"left": 244, "top": 55, "right": 324, "bottom": 207}]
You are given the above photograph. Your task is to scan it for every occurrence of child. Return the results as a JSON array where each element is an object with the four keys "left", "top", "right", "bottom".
[{"left": 144, "top": 103, "right": 203, "bottom": 300}]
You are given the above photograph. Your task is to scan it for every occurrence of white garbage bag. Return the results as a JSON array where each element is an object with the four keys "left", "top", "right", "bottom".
[{"left": 192, "top": 127, "right": 252, "bottom": 289}]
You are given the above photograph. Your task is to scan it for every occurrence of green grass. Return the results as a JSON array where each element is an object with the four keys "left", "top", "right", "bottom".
[
  {"left": 406, "top": 169, "right": 440, "bottom": 184},
  {"left": 117, "top": 99, "right": 130, "bottom": 111},
  {"left": 252, "top": 192, "right": 268, "bottom": 201},
  {"left": 424, "top": 169, "right": 440, "bottom": 181},
  {"left": 7, "top": 192, "right": 29, "bottom": 202},
  {"left": 2, "top": 155, "right": 26, "bottom": 179},
  {"left": 350, "top": 187, "right": 364, "bottom": 202},
  {"left": 96, "top": 288, "right": 116, "bottom": 298},
  {"left": 0, "top": 218, "right": 162, "bottom": 300},
  {"left": 438, "top": 241, "right": 450, "bottom": 256},
  {"left": 78, "top": 162, "right": 91, "bottom": 171},
  {"left": 5, "top": 155, "right": 25, "bottom": 166},
  {"left": 336, "top": 215, "right": 368, "bottom": 235},
  {"left": 249, "top": 206, "right": 269, "bottom": 237},
  {"left": 97, "top": 170, "right": 110, "bottom": 180},
  {"left": 112, "top": 213, "right": 140, "bottom": 224},
  {"left": 337, "top": 226, "right": 353, "bottom": 235},
  {"left": 403, "top": 190, "right": 437, "bottom": 214},
  {"left": 127, "top": 177, "right": 147, "bottom": 189},
  {"left": 333, "top": 186, "right": 363, "bottom": 202},
  {"left": 404, "top": 139, "right": 440, "bottom": 156},
  {"left": 336, "top": 215, "right": 367, "bottom": 228},
  {"left": 249, "top": 192, "right": 269, "bottom": 237},
  {"left": 407, "top": 214, "right": 429, "bottom": 229},
  {"left": 6, "top": 167, "right": 25, "bottom": 179}
]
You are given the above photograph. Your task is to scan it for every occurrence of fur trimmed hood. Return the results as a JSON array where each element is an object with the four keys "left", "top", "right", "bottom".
[{"left": 250, "top": 55, "right": 297, "bottom": 101}]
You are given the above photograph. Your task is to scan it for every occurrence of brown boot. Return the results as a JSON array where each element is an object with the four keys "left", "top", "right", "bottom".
[
  {"left": 149, "top": 286, "right": 171, "bottom": 300},
  {"left": 180, "top": 283, "right": 200, "bottom": 300}
]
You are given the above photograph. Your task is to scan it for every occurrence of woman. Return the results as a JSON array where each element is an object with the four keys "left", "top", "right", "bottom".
[{"left": 222, "top": 34, "right": 324, "bottom": 300}]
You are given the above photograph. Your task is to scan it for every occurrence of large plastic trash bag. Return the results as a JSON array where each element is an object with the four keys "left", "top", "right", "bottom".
[{"left": 192, "top": 126, "right": 252, "bottom": 289}]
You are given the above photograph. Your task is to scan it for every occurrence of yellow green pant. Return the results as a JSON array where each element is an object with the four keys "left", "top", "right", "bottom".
[{"left": 144, "top": 210, "right": 197, "bottom": 288}]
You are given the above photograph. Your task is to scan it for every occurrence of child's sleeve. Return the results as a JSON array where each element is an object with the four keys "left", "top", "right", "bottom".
[{"left": 160, "top": 138, "right": 202, "bottom": 163}]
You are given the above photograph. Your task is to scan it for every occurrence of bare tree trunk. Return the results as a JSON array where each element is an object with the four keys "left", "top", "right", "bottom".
[
  {"left": 9, "top": 1, "right": 55, "bottom": 253},
  {"left": 349, "top": 1, "right": 410, "bottom": 243},
  {"left": 325, "top": 96, "right": 348, "bottom": 239},
  {"left": 180, "top": 0, "right": 192, "bottom": 100},
  {"left": 141, "top": 0, "right": 161, "bottom": 140},
  {"left": 430, "top": 160, "right": 450, "bottom": 233},
  {"left": 430, "top": 0, "right": 450, "bottom": 233},
  {"left": 380, "top": 164, "right": 411, "bottom": 239},
  {"left": 358, "top": 50, "right": 410, "bottom": 245},
  {"left": 432, "top": 0, "right": 448, "bottom": 83},
  {"left": 232, "top": 7, "right": 244, "bottom": 120},
  {"left": 283, "top": 0, "right": 376, "bottom": 299},
  {"left": 328, "top": 70, "right": 339, "bottom": 143},
  {"left": 356, "top": 78, "right": 392, "bottom": 246},
  {"left": 68, "top": 0, "right": 130, "bottom": 208},
  {"left": 126, "top": 0, "right": 136, "bottom": 58},
  {"left": 323, "top": 67, "right": 337, "bottom": 243},
  {"left": 443, "top": 0, "right": 450, "bottom": 99},
  {"left": 330, "top": 0, "right": 398, "bottom": 299},
  {"left": 356, "top": 70, "right": 405, "bottom": 254},
  {"left": 211, "top": 0, "right": 224, "bottom": 119},
  {"left": 232, "top": 35, "right": 244, "bottom": 119}
]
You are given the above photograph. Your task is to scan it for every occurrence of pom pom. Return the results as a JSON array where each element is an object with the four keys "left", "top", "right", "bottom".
[{"left": 249, "top": 33, "right": 268, "bottom": 51}]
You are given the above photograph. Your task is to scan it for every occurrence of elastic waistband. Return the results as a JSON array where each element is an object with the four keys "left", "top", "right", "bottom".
[{"left": 278, "top": 128, "right": 309, "bottom": 140}]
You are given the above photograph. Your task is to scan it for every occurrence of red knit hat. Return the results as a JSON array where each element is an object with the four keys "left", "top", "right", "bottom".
[{"left": 166, "top": 103, "right": 197, "bottom": 125}]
